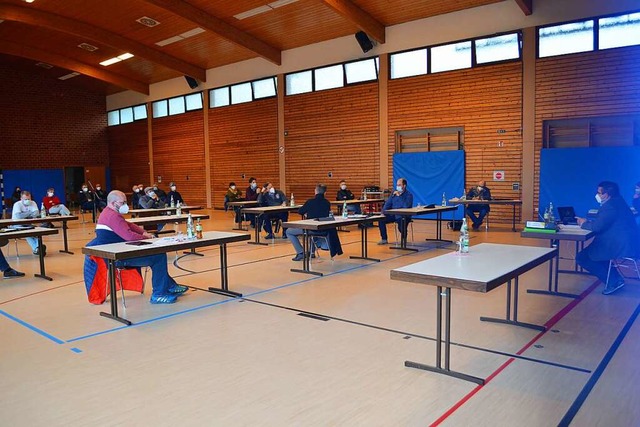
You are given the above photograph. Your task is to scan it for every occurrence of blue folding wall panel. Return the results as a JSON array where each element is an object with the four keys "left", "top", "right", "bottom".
[
  {"left": 539, "top": 147, "right": 640, "bottom": 218},
  {"left": 3, "top": 169, "right": 66, "bottom": 206}
]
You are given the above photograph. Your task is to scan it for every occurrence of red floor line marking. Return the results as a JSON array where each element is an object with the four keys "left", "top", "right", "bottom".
[{"left": 429, "top": 279, "right": 601, "bottom": 427}]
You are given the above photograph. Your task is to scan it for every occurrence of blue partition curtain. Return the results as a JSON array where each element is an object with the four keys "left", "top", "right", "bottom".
[
  {"left": 3, "top": 169, "right": 66, "bottom": 206},
  {"left": 393, "top": 150, "right": 465, "bottom": 218}
]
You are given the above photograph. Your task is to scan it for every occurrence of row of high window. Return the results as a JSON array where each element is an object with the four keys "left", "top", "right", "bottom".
[{"left": 107, "top": 10, "right": 640, "bottom": 126}]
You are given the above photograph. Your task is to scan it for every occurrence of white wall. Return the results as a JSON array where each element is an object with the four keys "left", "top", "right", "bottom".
[{"left": 106, "top": 0, "right": 640, "bottom": 110}]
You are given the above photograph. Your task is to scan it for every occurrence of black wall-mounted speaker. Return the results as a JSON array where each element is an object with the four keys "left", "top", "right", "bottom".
[
  {"left": 355, "top": 31, "right": 374, "bottom": 53},
  {"left": 185, "top": 76, "right": 199, "bottom": 89}
]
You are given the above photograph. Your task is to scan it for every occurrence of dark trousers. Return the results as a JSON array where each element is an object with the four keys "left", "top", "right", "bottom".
[
  {"left": 576, "top": 247, "right": 621, "bottom": 286},
  {"left": 262, "top": 212, "right": 288, "bottom": 235},
  {"left": 466, "top": 205, "right": 489, "bottom": 227},
  {"left": 378, "top": 215, "right": 408, "bottom": 241}
]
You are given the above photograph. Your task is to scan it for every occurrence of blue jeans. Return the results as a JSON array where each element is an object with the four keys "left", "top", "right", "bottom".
[
  {"left": 576, "top": 247, "right": 621, "bottom": 286},
  {"left": 0, "top": 249, "right": 9, "bottom": 271},
  {"left": 286, "top": 228, "right": 327, "bottom": 255},
  {"left": 466, "top": 205, "right": 489, "bottom": 227},
  {"left": 378, "top": 215, "right": 407, "bottom": 241},
  {"left": 116, "top": 253, "right": 177, "bottom": 297},
  {"left": 25, "top": 237, "right": 40, "bottom": 252}
]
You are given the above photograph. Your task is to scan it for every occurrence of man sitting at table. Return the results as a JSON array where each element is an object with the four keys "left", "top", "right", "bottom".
[
  {"left": 43, "top": 187, "right": 71, "bottom": 216},
  {"left": 466, "top": 180, "right": 492, "bottom": 230},
  {"left": 131, "top": 185, "right": 143, "bottom": 209},
  {"left": 139, "top": 187, "right": 167, "bottom": 209},
  {"left": 336, "top": 180, "right": 361, "bottom": 214},
  {"left": 78, "top": 184, "right": 97, "bottom": 213},
  {"left": 85, "top": 190, "right": 188, "bottom": 304},
  {"left": 378, "top": 178, "right": 414, "bottom": 245},
  {"left": 12, "top": 190, "right": 46, "bottom": 256},
  {"left": 245, "top": 177, "right": 262, "bottom": 228},
  {"left": 257, "top": 182, "right": 288, "bottom": 239},
  {"left": 576, "top": 181, "right": 639, "bottom": 295},
  {"left": 167, "top": 182, "right": 184, "bottom": 206},
  {"left": 286, "top": 183, "right": 342, "bottom": 261}
]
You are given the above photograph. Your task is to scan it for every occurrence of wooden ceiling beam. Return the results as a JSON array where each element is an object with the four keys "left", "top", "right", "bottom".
[
  {"left": 0, "top": 40, "right": 149, "bottom": 94},
  {"left": 141, "top": 0, "right": 282, "bottom": 65},
  {"left": 0, "top": 3, "right": 206, "bottom": 82},
  {"left": 321, "top": 0, "right": 385, "bottom": 44},
  {"left": 514, "top": 0, "right": 533, "bottom": 16}
]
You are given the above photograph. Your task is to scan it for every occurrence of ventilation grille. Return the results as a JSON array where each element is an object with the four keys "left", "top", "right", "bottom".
[
  {"left": 78, "top": 43, "right": 99, "bottom": 52},
  {"left": 35, "top": 62, "right": 53, "bottom": 69},
  {"left": 136, "top": 16, "right": 160, "bottom": 27}
]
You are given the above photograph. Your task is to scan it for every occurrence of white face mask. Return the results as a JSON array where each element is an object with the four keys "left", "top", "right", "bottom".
[
  {"left": 396, "top": 185, "right": 403, "bottom": 193},
  {"left": 134, "top": 188, "right": 140, "bottom": 193},
  {"left": 148, "top": 191, "right": 156, "bottom": 198},
  {"left": 82, "top": 188, "right": 88, "bottom": 192},
  {"left": 47, "top": 192, "right": 54, "bottom": 197},
  {"left": 595, "top": 194, "right": 603, "bottom": 204},
  {"left": 22, "top": 199, "right": 31, "bottom": 206},
  {"left": 250, "top": 183, "right": 257, "bottom": 189},
  {"left": 230, "top": 186, "right": 236, "bottom": 190},
  {"left": 340, "top": 185, "right": 347, "bottom": 190},
  {"left": 96, "top": 187, "right": 101, "bottom": 191},
  {"left": 118, "top": 203, "right": 129, "bottom": 214},
  {"left": 269, "top": 188, "right": 275, "bottom": 194},
  {"left": 170, "top": 186, "right": 176, "bottom": 191},
  {"left": 477, "top": 186, "right": 483, "bottom": 192}
]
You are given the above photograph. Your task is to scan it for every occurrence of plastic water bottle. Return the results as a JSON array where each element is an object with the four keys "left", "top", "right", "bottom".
[
  {"left": 290, "top": 193, "right": 295, "bottom": 206},
  {"left": 441, "top": 192, "right": 447, "bottom": 206},
  {"left": 195, "top": 218, "right": 203, "bottom": 239},
  {"left": 176, "top": 201, "right": 182, "bottom": 216},
  {"left": 543, "top": 205, "right": 550, "bottom": 223},
  {"left": 40, "top": 203, "right": 47, "bottom": 218},
  {"left": 342, "top": 201, "right": 348, "bottom": 218},
  {"left": 548, "top": 202, "right": 555, "bottom": 223},
  {"left": 460, "top": 189, "right": 466, "bottom": 201},
  {"left": 460, "top": 218, "right": 469, "bottom": 253},
  {"left": 186, "top": 213, "right": 194, "bottom": 239},
  {"left": 170, "top": 195, "right": 175, "bottom": 208}
]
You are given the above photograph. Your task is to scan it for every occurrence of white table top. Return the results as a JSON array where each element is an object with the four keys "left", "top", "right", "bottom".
[
  {"left": 127, "top": 213, "right": 210, "bottom": 225},
  {"left": 283, "top": 215, "right": 385, "bottom": 230},
  {"left": 241, "top": 205, "right": 302, "bottom": 214},
  {"left": 390, "top": 243, "right": 557, "bottom": 292}
]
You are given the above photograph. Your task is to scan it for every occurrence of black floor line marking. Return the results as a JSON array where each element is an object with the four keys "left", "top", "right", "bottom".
[
  {"left": 242, "top": 297, "right": 592, "bottom": 374},
  {"left": 558, "top": 303, "right": 640, "bottom": 426},
  {"left": 297, "top": 312, "right": 330, "bottom": 321}
]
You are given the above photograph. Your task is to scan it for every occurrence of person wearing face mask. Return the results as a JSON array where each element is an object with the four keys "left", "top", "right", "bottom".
[
  {"left": 131, "top": 185, "right": 143, "bottom": 209},
  {"left": 257, "top": 182, "right": 289, "bottom": 239},
  {"left": 42, "top": 187, "right": 71, "bottom": 216},
  {"left": 465, "top": 180, "right": 492, "bottom": 231},
  {"left": 152, "top": 183, "right": 168, "bottom": 204},
  {"left": 576, "top": 181, "right": 639, "bottom": 295},
  {"left": 378, "top": 178, "right": 414, "bottom": 245},
  {"left": 336, "top": 180, "right": 362, "bottom": 214},
  {"left": 166, "top": 182, "right": 184, "bottom": 206},
  {"left": 85, "top": 190, "right": 188, "bottom": 304},
  {"left": 226, "top": 182, "right": 244, "bottom": 224},
  {"left": 94, "top": 184, "right": 108, "bottom": 211},
  {"left": 78, "top": 183, "right": 96, "bottom": 213},
  {"left": 10, "top": 186, "right": 22, "bottom": 207},
  {"left": 632, "top": 181, "right": 640, "bottom": 216},
  {"left": 12, "top": 191, "right": 46, "bottom": 256},
  {"left": 245, "top": 177, "right": 262, "bottom": 228},
  {"left": 139, "top": 187, "right": 167, "bottom": 209}
]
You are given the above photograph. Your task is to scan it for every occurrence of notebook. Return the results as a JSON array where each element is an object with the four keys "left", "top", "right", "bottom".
[{"left": 557, "top": 206, "right": 578, "bottom": 225}]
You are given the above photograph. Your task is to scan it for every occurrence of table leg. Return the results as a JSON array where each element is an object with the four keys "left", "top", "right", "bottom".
[
  {"left": 350, "top": 220, "right": 380, "bottom": 262},
  {"left": 291, "top": 230, "right": 323, "bottom": 276},
  {"left": 59, "top": 220, "right": 73, "bottom": 254},
  {"left": 528, "top": 241, "right": 580, "bottom": 299},
  {"left": 425, "top": 212, "right": 453, "bottom": 244},
  {"left": 481, "top": 277, "right": 546, "bottom": 331},
  {"left": 99, "top": 260, "right": 131, "bottom": 326},
  {"left": 208, "top": 243, "right": 243, "bottom": 297},
  {"left": 390, "top": 216, "right": 418, "bottom": 252},
  {"left": 405, "top": 287, "right": 484, "bottom": 384},
  {"left": 33, "top": 236, "right": 53, "bottom": 281},
  {"left": 182, "top": 247, "right": 204, "bottom": 257},
  {"left": 248, "top": 213, "right": 268, "bottom": 246},
  {"left": 512, "top": 203, "right": 517, "bottom": 232}
]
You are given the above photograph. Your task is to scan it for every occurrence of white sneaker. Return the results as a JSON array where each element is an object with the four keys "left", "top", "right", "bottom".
[{"left": 377, "top": 239, "right": 388, "bottom": 245}]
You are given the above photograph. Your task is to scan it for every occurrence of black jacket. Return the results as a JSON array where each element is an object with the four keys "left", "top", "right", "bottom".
[{"left": 581, "top": 196, "right": 639, "bottom": 260}]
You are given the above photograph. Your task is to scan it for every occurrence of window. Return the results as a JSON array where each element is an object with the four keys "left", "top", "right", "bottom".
[
  {"left": 107, "top": 110, "right": 120, "bottom": 126},
  {"left": 152, "top": 100, "right": 168, "bottom": 118},
  {"left": 431, "top": 41, "right": 471, "bottom": 73},
  {"left": 231, "top": 82, "right": 252, "bottom": 104},
  {"left": 210, "top": 87, "right": 230, "bottom": 108},
  {"left": 286, "top": 70, "right": 312, "bottom": 95},
  {"left": 395, "top": 127, "right": 464, "bottom": 152},
  {"left": 252, "top": 77, "right": 276, "bottom": 99},
  {"left": 475, "top": 33, "right": 520, "bottom": 64},
  {"left": 599, "top": 13, "right": 640, "bottom": 50},
  {"left": 120, "top": 107, "right": 134, "bottom": 124},
  {"left": 538, "top": 20, "right": 594, "bottom": 58},
  {"left": 345, "top": 58, "right": 378, "bottom": 84},
  {"left": 390, "top": 49, "right": 427, "bottom": 79},
  {"left": 133, "top": 105, "right": 147, "bottom": 120},
  {"left": 168, "top": 97, "right": 185, "bottom": 115},
  {"left": 314, "top": 64, "right": 344, "bottom": 91},
  {"left": 185, "top": 93, "right": 203, "bottom": 111}
]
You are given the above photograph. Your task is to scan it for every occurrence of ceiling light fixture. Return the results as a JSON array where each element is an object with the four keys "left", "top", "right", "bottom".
[
  {"left": 136, "top": 16, "right": 160, "bottom": 27},
  {"left": 25, "top": 0, "right": 35, "bottom": 3},
  {"left": 59, "top": 72, "right": 80, "bottom": 81},
  {"left": 234, "top": 0, "right": 298, "bottom": 20},
  {"left": 99, "top": 53, "right": 134, "bottom": 66},
  {"left": 35, "top": 62, "right": 53, "bottom": 69},
  {"left": 155, "top": 27, "right": 205, "bottom": 47},
  {"left": 78, "top": 43, "right": 99, "bottom": 52}
]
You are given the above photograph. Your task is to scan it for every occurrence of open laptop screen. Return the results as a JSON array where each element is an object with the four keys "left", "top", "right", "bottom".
[{"left": 557, "top": 206, "right": 578, "bottom": 225}]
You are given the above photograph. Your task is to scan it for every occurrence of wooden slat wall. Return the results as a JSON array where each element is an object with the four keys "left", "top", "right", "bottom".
[
  {"left": 284, "top": 83, "right": 379, "bottom": 202},
  {"left": 388, "top": 62, "right": 523, "bottom": 223},
  {"left": 534, "top": 45, "right": 640, "bottom": 211},
  {"left": 152, "top": 111, "right": 207, "bottom": 206},
  {"left": 209, "top": 98, "right": 279, "bottom": 208},
  {"left": 107, "top": 120, "right": 149, "bottom": 193}
]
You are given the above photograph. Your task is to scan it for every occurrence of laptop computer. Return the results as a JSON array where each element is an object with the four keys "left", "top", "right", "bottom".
[{"left": 557, "top": 206, "right": 578, "bottom": 225}]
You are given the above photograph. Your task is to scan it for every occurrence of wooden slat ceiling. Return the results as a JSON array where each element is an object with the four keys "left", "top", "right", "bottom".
[{"left": 0, "top": 0, "right": 509, "bottom": 95}]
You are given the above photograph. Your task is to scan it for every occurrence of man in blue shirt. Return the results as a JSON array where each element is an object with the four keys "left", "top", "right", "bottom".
[{"left": 378, "top": 178, "right": 414, "bottom": 245}]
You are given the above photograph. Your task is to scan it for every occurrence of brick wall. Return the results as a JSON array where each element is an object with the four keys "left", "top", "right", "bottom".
[{"left": 0, "top": 65, "right": 108, "bottom": 170}]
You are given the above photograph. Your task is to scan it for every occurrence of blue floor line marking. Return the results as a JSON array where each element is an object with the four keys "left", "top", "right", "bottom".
[
  {"left": 0, "top": 309, "right": 65, "bottom": 345},
  {"left": 70, "top": 347, "right": 83, "bottom": 353},
  {"left": 557, "top": 303, "right": 640, "bottom": 427},
  {"left": 65, "top": 252, "right": 412, "bottom": 343}
]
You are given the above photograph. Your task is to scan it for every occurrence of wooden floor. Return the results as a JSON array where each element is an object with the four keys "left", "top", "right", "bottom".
[{"left": 1, "top": 210, "right": 639, "bottom": 426}]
